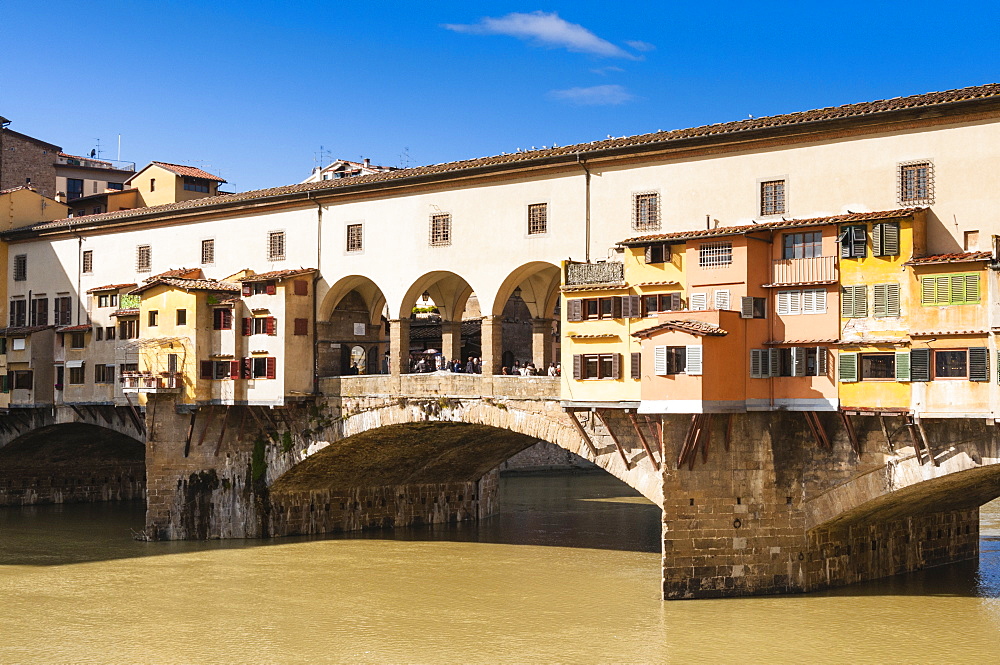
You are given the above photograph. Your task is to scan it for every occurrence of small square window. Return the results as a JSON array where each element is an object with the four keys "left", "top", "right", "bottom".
[
  {"left": 760, "top": 180, "right": 786, "bottom": 216},
  {"left": 136, "top": 245, "right": 151, "bottom": 272},
  {"left": 527, "top": 203, "right": 547, "bottom": 235},
  {"left": 201, "top": 239, "right": 215, "bottom": 264},
  {"left": 148, "top": 310, "right": 158, "bottom": 327},
  {"left": 430, "top": 214, "right": 452, "bottom": 246},
  {"left": 899, "top": 161, "right": 934, "bottom": 204},
  {"left": 632, "top": 192, "right": 660, "bottom": 231},
  {"left": 267, "top": 231, "right": 286, "bottom": 261},
  {"left": 70, "top": 332, "right": 85, "bottom": 349},
  {"left": 176, "top": 309, "right": 187, "bottom": 326},
  {"left": 346, "top": 223, "right": 363, "bottom": 252}
]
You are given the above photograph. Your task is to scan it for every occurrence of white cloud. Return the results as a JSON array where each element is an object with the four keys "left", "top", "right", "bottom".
[
  {"left": 590, "top": 66, "right": 625, "bottom": 76},
  {"left": 548, "top": 84, "right": 636, "bottom": 106},
  {"left": 443, "top": 11, "right": 636, "bottom": 59},
  {"left": 625, "top": 40, "right": 656, "bottom": 52}
]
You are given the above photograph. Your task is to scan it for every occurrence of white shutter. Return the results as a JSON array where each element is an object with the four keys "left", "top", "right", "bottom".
[
  {"left": 792, "top": 347, "right": 807, "bottom": 377},
  {"left": 714, "top": 289, "right": 730, "bottom": 310},
  {"left": 654, "top": 345, "right": 667, "bottom": 375},
  {"left": 690, "top": 293, "right": 708, "bottom": 311},
  {"left": 776, "top": 291, "right": 790, "bottom": 315},
  {"left": 813, "top": 289, "right": 827, "bottom": 314},
  {"left": 685, "top": 345, "right": 703, "bottom": 375},
  {"left": 801, "top": 289, "right": 815, "bottom": 314}
]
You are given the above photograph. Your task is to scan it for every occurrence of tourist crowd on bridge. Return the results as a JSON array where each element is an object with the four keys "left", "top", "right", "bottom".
[{"left": 407, "top": 355, "right": 559, "bottom": 376}]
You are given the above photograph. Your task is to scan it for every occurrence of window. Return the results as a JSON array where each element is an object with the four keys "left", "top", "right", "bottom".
[
  {"left": 94, "top": 364, "right": 115, "bottom": 384},
  {"left": 12, "top": 370, "right": 33, "bottom": 390},
  {"left": 244, "top": 316, "right": 277, "bottom": 335},
  {"left": 136, "top": 244, "right": 151, "bottom": 272},
  {"left": 294, "top": 318, "right": 309, "bottom": 335},
  {"left": 782, "top": 232, "right": 822, "bottom": 259},
  {"left": 429, "top": 214, "right": 452, "bottom": 246},
  {"left": 149, "top": 178, "right": 156, "bottom": 192},
  {"left": 655, "top": 346, "right": 687, "bottom": 375},
  {"left": 107, "top": 182, "right": 124, "bottom": 191},
  {"left": 527, "top": 203, "right": 547, "bottom": 235},
  {"left": 95, "top": 327, "right": 103, "bottom": 341},
  {"left": 899, "top": 161, "right": 933, "bottom": 204},
  {"left": 632, "top": 192, "right": 660, "bottom": 231},
  {"left": 70, "top": 332, "right": 85, "bottom": 348},
  {"left": 964, "top": 230, "right": 980, "bottom": 251},
  {"left": 643, "top": 243, "right": 671, "bottom": 264},
  {"left": 82, "top": 250, "right": 93, "bottom": 273},
  {"left": 841, "top": 285, "right": 868, "bottom": 318},
  {"left": 13, "top": 254, "right": 26, "bottom": 281},
  {"left": 30, "top": 297, "right": 48, "bottom": 326},
  {"left": 68, "top": 365, "right": 85, "bottom": 385},
  {"left": 119, "top": 319, "right": 138, "bottom": 339},
  {"left": 934, "top": 350, "right": 967, "bottom": 379},
  {"left": 572, "top": 353, "right": 621, "bottom": 379},
  {"left": 346, "top": 223, "right": 363, "bottom": 252},
  {"left": 105, "top": 326, "right": 116, "bottom": 340},
  {"left": 54, "top": 296, "right": 72, "bottom": 326},
  {"left": 631, "top": 352, "right": 641, "bottom": 379},
  {"left": 242, "top": 281, "right": 277, "bottom": 296},
  {"left": 750, "top": 347, "right": 827, "bottom": 378},
  {"left": 872, "top": 283, "right": 901, "bottom": 317},
  {"left": 839, "top": 225, "right": 867, "bottom": 259},
  {"left": 698, "top": 241, "right": 732, "bottom": 268},
  {"left": 183, "top": 177, "right": 210, "bottom": 193},
  {"left": 760, "top": 180, "right": 785, "bottom": 216},
  {"left": 9, "top": 299, "right": 26, "bottom": 327},
  {"left": 293, "top": 280, "right": 309, "bottom": 296},
  {"left": 92, "top": 206, "right": 103, "bottom": 215},
  {"left": 176, "top": 309, "right": 187, "bottom": 326},
  {"left": 861, "top": 353, "right": 895, "bottom": 380},
  {"left": 920, "top": 273, "right": 980, "bottom": 306},
  {"left": 213, "top": 308, "right": 233, "bottom": 330},
  {"left": 97, "top": 293, "right": 118, "bottom": 308},
  {"left": 642, "top": 293, "right": 683, "bottom": 316},
  {"left": 249, "top": 356, "right": 277, "bottom": 379},
  {"left": 688, "top": 293, "right": 708, "bottom": 311},
  {"left": 267, "top": 231, "right": 286, "bottom": 261},
  {"left": 67, "top": 178, "right": 84, "bottom": 200},
  {"left": 566, "top": 296, "right": 642, "bottom": 321},
  {"left": 201, "top": 239, "right": 215, "bottom": 264},
  {"left": 777, "top": 288, "right": 826, "bottom": 315},
  {"left": 12, "top": 338, "right": 26, "bottom": 351},
  {"left": 740, "top": 296, "right": 767, "bottom": 319},
  {"left": 148, "top": 310, "right": 159, "bottom": 327},
  {"left": 872, "top": 222, "right": 900, "bottom": 257}
]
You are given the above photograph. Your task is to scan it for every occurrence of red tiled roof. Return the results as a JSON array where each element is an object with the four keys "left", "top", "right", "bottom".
[
  {"left": 0, "top": 325, "right": 53, "bottom": 335},
  {"left": 836, "top": 338, "right": 909, "bottom": 346},
  {"left": 111, "top": 308, "right": 139, "bottom": 317},
  {"left": 632, "top": 319, "right": 727, "bottom": 337},
  {"left": 56, "top": 324, "right": 93, "bottom": 332},
  {"left": 904, "top": 251, "right": 992, "bottom": 266},
  {"left": 59, "top": 152, "right": 114, "bottom": 167},
  {"left": 909, "top": 329, "right": 988, "bottom": 337},
  {"left": 144, "top": 268, "right": 201, "bottom": 282},
  {"left": 618, "top": 208, "right": 926, "bottom": 245},
  {"left": 764, "top": 339, "right": 840, "bottom": 345},
  {"left": 86, "top": 283, "right": 137, "bottom": 293},
  {"left": 560, "top": 282, "right": 628, "bottom": 293},
  {"left": 149, "top": 161, "right": 226, "bottom": 182},
  {"left": 567, "top": 333, "right": 621, "bottom": 339},
  {"left": 131, "top": 277, "right": 241, "bottom": 295},
  {"left": 7, "top": 84, "right": 999, "bottom": 237},
  {"left": 0, "top": 185, "right": 35, "bottom": 195},
  {"left": 238, "top": 268, "right": 316, "bottom": 283}
]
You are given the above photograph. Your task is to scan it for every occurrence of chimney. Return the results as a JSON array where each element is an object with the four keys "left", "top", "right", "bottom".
[
  {"left": 54, "top": 191, "right": 65, "bottom": 203},
  {"left": 363, "top": 158, "right": 370, "bottom": 169}
]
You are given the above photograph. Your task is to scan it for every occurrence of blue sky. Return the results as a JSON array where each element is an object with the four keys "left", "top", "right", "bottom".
[{"left": 3, "top": 1, "right": 999, "bottom": 192}]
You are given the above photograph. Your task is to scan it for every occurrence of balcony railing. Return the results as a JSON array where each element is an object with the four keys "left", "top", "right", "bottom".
[
  {"left": 121, "top": 372, "right": 182, "bottom": 393},
  {"left": 770, "top": 255, "right": 837, "bottom": 286},
  {"left": 565, "top": 261, "right": 624, "bottom": 286}
]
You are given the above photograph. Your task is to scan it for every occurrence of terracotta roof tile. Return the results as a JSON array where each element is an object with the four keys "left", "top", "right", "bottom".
[
  {"left": 111, "top": 308, "right": 139, "bottom": 317},
  {"left": 0, "top": 325, "right": 53, "bottom": 335},
  {"left": 904, "top": 251, "right": 992, "bottom": 265},
  {"left": 130, "top": 278, "right": 241, "bottom": 295},
  {"left": 836, "top": 338, "right": 909, "bottom": 346},
  {"left": 144, "top": 268, "right": 201, "bottom": 282},
  {"left": 560, "top": 282, "right": 628, "bottom": 293},
  {"left": 56, "top": 324, "right": 93, "bottom": 332},
  {"left": 909, "top": 329, "right": 988, "bottom": 337},
  {"left": 238, "top": 268, "right": 317, "bottom": 283},
  {"left": 632, "top": 319, "right": 728, "bottom": 337},
  {"left": 86, "top": 283, "right": 137, "bottom": 293},
  {"left": 618, "top": 208, "right": 925, "bottom": 245},
  {"left": 9, "top": 83, "right": 998, "bottom": 237},
  {"left": 632, "top": 280, "right": 681, "bottom": 287},
  {"left": 567, "top": 333, "right": 621, "bottom": 339},
  {"left": 764, "top": 339, "right": 840, "bottom": 345},
  {"left": 149, "top": 161, "right": 226, "bottom": 182}
]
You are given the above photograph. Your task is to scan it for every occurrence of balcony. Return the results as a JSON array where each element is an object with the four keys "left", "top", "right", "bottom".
[
  {"left": 768, "top": 255, "right": 837, "bottom": 287},
  {"left": 565, "top": 261, "right": 624, "bottom": 286},
  {"left": 121, "top": 372, "right": 182, "bottom": 393}
]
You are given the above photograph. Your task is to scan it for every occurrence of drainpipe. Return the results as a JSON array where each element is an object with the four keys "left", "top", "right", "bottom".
[
  {"left": 308, "top": 192, "right": 322, "bottom": 394},
  {"left": 577, "top": 154, "right": 591, "bottom": 262}
]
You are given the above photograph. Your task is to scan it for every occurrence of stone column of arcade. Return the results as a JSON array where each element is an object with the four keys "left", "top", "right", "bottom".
[
  {"left": 440, "top": 320, "right": 463, "bottom": 365},
  {"left": 388, "top": 318, "right": 411, "bottom": 375},
  {"left": 531, "top": 317, "right": 554, "bottom": 369},
  {"left": 480, "top": 315, "right": 503, "bottom": 375}
]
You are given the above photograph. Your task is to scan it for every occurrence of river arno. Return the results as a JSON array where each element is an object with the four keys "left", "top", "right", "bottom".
[{"left": 0, "top": 471, "right": 998, "bottom": 664}]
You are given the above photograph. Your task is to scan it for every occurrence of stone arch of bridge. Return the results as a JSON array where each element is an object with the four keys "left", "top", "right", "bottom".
[
  {"left": 268, "top": 398, "right": 662, "bottom": 508},
  {"left": 806, "top": 446, "right": 1000, "bottom": 532}
]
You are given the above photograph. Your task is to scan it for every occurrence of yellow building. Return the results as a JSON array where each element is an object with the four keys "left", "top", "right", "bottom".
[{"left": 124, "top": 162, "right": 226, "bottom": 208}]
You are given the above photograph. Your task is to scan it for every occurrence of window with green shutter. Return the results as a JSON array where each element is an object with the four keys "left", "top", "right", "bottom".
[
  {"left": 920, "top": 273, "right": 981, "bottom": 305},
  {"left": 841, "top": 285, "right": 867, "bottom": 318},
  {"left": 873, "top": 283, "right": 900, "bottom": 317},
  {"left": 839, "top": 352, "right": 858, "bottom": 382},
  {"left": 839, "top": 225, "right": 867, "bottom": 259},
  {"left": 969, "top": 348, "right": 989, "bottom": 382},
  {"left": 910, "top": 348, "right": 931, "bottom": 382},
  {"left": 872, "top": 222, "right": 900, "bottom": 257},
  {"left": 894, "top": 351, "right": 911, "bottom": 381}
]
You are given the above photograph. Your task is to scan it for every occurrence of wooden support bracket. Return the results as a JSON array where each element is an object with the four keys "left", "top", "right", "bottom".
[
  {"left": 838, "top": 411, "right": 861, "bottom": 455},
  {"left": 183, "top": 410, "right": 197, "bottom": 458},
  {"left": 594, "top": 409, "right": 631, "bottom": 469},
  {"left": 566, "top": 410, "right": 598, "bottom": 457},
  {"left": 804, "top": 411, "right": 831, "bottom": 449},
  {"left": 214, "top": 407, "right": 231, "bottom": 457},
  {"left": 627, "top": 411, "right": 660, "bottom": 470}
]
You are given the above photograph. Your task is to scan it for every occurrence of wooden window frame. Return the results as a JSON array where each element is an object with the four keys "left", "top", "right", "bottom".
[
  {"left": 933, "top": 349, "right": 968, "bottom": 380},
  {"left": 574, "top": 353, "right": 621, "bottom": 380},
  {"left": 781, "top": 231, "right": 822, "bottom": 259},
  {"left": 13, "top": 254, "right": 27, "bottom": 281},
  {"left": 860, "top": 352, "right": 896, "bottom": 381}
]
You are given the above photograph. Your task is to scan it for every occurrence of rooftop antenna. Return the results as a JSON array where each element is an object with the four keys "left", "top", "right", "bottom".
[
  {"left": 93, "top": 138, "right": 102, "bottom": 159},
  {"left": 117, "top": 134, "right": 121, "bottom": 163},
  {"left": 399, "top": 146, "right": 411, "bottom": 168}
]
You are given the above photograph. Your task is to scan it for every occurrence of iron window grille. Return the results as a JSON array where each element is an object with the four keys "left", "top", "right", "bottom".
[
  {"left": 760, "top": 180, "right": 786, "bottom": 216},
  {"left": 82, "top": 250, "right": 93, "bottom": 274},
  {"left": 346, "top": 223, "right": 363, "bottom": 252},
  {"left": 201, "top": 239, "right": 215, "bottom": 264},
  {"left": 136, "top": 245, "right": 151, "bottom": 272},
  {"left": 13, "top": 254, "right": 26, "bottom": 281},
  {"left": 898, "top": 161, "right": 934, "bottom": 205},
  {"left": 267, "top": 231, "right": 286, "bottom": 261},
  {"left": 698, "top": 241, "right": 733, "bottom": 268},
  {"left": 527, "top": 203, "right": 548, "bottom": 235},
  {"left": 632, "top": 192, "right": 660, "bottom": 231},
  {"left": 429, "top": 214, "right": 452, "bottom": 246}
]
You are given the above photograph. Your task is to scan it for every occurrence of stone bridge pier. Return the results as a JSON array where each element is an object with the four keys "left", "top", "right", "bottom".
[{"left": 140, "top": 377, "right": 1000, "bottom": 599}]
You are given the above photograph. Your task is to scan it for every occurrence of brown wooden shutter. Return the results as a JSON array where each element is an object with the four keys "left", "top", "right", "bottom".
[
  {"left": 668, "top": 293, "right": 682, "bottom": 311},
  {"left": 644, "top": 245, "right": 653, "bottom": 264},
  {"left": 610, "top": 353, "right": 621, "bottom": 379},
  {"left": 294, "top": 318, "right": 308, "bottom": 335},
  {"left": 630, "top": 352, "right": 641, "bottom": 379},
  {"left": 265, "top": 282, "right": 277, "bottom": 295},
  {"left": 230, "top": 360, "right": 240, "bottom": 378},
  {"left": 573, "top": 354, "right": 583, "bottom": 379},
  {"left": 242, "top": 318, "right": 252, "bottom": 336},
  {"left": 266, "top": 317, "right": 277, "bottom": 335},
  {"left": 242, "top": 357, "right": 253, "bottom": 378},
  {"left": 265, "top": 357, "right": 277, "bottom": 379},
  {"left": 567, "top": 299, "right": 583, "bottom": 322},
  {"left": 612, "top": 297, "right": 623, "bottom": 319},
  {"left": 242, "top": 283, "right": 252, "bottom": 297},
  {"left": 294, "top": 280, "right": 308, "bottom": 296},
  {"left": 200, "top": 361, "right": 213, "bottom": 379}
]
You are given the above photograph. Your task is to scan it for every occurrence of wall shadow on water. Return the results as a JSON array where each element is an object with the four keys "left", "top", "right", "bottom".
[{"left": 0, "top": 470, "right": 661, "bottom": 567}]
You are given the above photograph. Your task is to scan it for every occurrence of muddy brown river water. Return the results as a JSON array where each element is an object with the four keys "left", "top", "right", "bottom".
[{"left": 1, "top": 470, "right": 998, "bottom": 663}]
